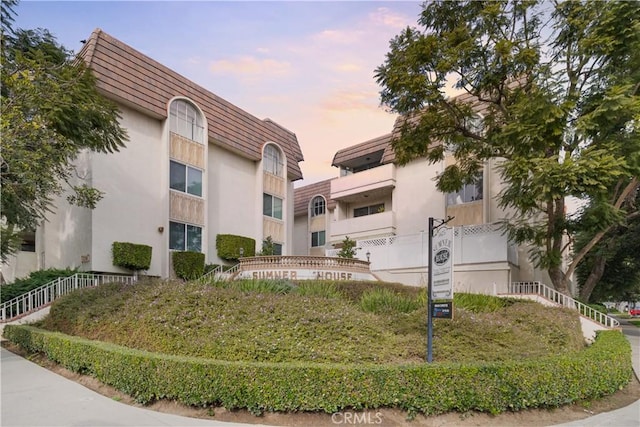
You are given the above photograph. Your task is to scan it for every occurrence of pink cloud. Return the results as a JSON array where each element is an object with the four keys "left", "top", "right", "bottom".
[{"left": 209, "top": 56, "right": 291, "bottom": 76}]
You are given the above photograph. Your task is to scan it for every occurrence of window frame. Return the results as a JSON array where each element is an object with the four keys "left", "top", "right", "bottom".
[
  {"left": 311, "top": 230, "right": 326, "bottom": 247},
  {"left": 263, "top": 193, "right": 283, "bottom": 220},
  {"left": 446, "top": 173, "right": 483, "bottom": 206},
  {"left": 169, "top": 99, "right": 204, "bottom": 143},
  {"left": 310, "top": 196, "right": 326, "bottom": 217},
  {"left": 169, "top": 221, "right": 202, "bottom": 252},
  {"left": 263, "top": 144, "right": 284, "bottom": 177},
  {"left": 353, "top": 203, "right": 385, "bottom": 218},
  {"left": 170, "top": 160, "right": 203, "bottom": 197}
]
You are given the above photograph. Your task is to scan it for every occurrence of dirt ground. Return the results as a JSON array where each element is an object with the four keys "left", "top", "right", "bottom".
[{"left": 4, "top": 342, "right": 639, "bottom": 427}]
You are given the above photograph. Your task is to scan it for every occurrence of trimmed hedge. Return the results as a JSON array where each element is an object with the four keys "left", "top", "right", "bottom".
[
  {"left": 172, "top": 251, "right": 205, "bottom": 280},
  {"left": 2, "top": 326, "right": 632, "bottom": 416},
  {"left": 216, "top": 234, "right": 255, "bottom": 261},
  {"left": 112, "top": 242, "right": 152, "bottom": 271}
]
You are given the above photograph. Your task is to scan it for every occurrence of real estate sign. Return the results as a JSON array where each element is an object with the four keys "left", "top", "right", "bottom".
[{"left": 431, "top": 226, "right": 454, "bottom": 300}]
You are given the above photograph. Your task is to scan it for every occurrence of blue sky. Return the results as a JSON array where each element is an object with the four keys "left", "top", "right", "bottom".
[{"left": 14, "top": 1, "right": 428, "bottom": 186}]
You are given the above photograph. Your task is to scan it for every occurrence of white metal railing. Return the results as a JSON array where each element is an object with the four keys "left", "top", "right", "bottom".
[
  {"left": 0, "top": 273, "right": 136, "bottom": 322},
  {"left": 509, "top": 281, "right": 619, "bottom": 329},
  {"left": 196, "top": 264, "right": 239, "bottom": 284}
]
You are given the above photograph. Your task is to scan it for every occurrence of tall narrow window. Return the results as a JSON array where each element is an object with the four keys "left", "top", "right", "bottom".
[
  {"left": 311, "top": 231, "right": 326, "bottom": 247},
  {"left": 170, "top": 160, "right": 202, "bottom": 197},
  {"left": 263, "top": 193, "right": 283, "bottom": 220},
  {"left": 169, "top": 221, "right": 202, "bottom": 252},
  {"left": 170, "top": 99, "right": 204, "bottom": 143},
  {"left": 263, "top": 144, "right": 283, "bottom": 176},
  {"left": 446, "top": 173, "right": 483, "bottom": 205},
  {"left": 310, "top": 196, "right": 325, "bottom": 217}
]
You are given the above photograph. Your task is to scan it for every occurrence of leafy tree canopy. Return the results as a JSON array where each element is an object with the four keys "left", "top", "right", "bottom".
[
  {"left": 376, "top": 0, "right": 640, "bottom": 295},
  {"left": 576, "top": 188, "right": 640, "bottom": 302},
  {"left": 1, "top": 0, "right": 128, "bottom": 261}
]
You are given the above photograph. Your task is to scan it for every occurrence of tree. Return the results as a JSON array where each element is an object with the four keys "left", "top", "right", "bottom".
[
  {"left": 258, "top": 236, "right": 276, "bottom": 256},
  {"left": 576, "top": 188, "right": 640, "bottom": 302},
  {"left": 1, "top": 2, "right": 128, "bottom": 261},
  {"left": 336, "top": 236, "right": 357, "bottom": 259},
  {"left": 375, "top": 0, "right": 640, "bottom": 295}
]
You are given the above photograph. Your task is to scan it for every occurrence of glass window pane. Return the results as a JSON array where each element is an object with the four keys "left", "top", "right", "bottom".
[
  {"left": 273, "top": 243, "right": 282, "bottom": 255},
  {"left": 169, "top": 222, "right": 185, "bottom": 250},
  {"left": 187, "top": 167, "right": 202, "bottom": 196},
  {"left": 273, "top": 196, "right": 283, "bottom": 220},
  {"left": 311, "top": 196, "right": 325, "bottom": 216},
  {"left": 312, "top": 231, "right": 325, "bottom": 247},
  {"left": 354, "top": 206, "right": 368, "bottom": 217},
  {"left": 170, "top": 161, "right": 186, "bottom": 192},
  {"left": 263, "top": 193, "right": 272, "bottom": 216},
  {"left": 186, "top": 225, "right": 202, "bottom": 252}
]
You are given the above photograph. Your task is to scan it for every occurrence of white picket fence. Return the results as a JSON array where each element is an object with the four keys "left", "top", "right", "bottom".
[{"left": 0, "top": 273, "right": 136, "bottom": 322}]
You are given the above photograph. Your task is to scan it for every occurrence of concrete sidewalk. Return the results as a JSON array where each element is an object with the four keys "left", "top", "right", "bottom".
[
  {"left": 0, "top": 347, "right": 265, "bottom": 427},
  {"left": 1, "top": 319, "right": 638, "bottom": 426},
  {"left": 553, "top": 319, "right": 640, "bottom": 427}
]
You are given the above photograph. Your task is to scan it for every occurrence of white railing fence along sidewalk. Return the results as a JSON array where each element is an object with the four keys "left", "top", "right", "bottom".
[
  {"left": 509, "top": 281, "right": 619, "bottom": 329},
  {"left": 0, "top": 273, "right": 136, "bottom": 322}
]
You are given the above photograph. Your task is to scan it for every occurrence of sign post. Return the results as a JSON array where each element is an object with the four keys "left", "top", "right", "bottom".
[{"left": 427, "top": 216, "right": 454, "bottom": 363}]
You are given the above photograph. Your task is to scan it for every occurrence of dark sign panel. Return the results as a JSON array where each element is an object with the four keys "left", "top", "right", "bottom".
[{"left": 431, "top": 301, "right": 453, "bottom": 319}]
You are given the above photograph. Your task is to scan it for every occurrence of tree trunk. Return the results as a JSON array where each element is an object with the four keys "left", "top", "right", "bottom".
[
  {"left": 548, "top": 265, "right": 571, "bottom": 295},
  {"left": 579, "top": 254, "right": 606, "bottom": 302}
]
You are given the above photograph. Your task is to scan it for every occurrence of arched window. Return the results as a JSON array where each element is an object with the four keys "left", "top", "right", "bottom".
[
  {"left": 169, "top": 99, "right": 204, "bottom": 143},
  {"left": 263, "top": 144, "right": 283, "bottom": 176},
  {"left": 310, "top": 196, "right": 325, "bottom": 217}
]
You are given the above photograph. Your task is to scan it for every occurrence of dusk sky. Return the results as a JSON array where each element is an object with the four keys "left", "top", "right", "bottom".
[{"left": 13, "top": 0, "right": 435, "bottom": 187}]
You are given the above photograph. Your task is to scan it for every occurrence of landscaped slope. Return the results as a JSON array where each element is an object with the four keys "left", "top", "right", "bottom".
[{"left": 37, "top": 279, "right": 585, "bottom": 364}]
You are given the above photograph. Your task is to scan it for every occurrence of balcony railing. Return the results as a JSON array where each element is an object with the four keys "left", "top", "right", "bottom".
[
  {"left": 331, "top": 211, "right": 396, "bottom": 241},
  {"left": 331, "top": 163, "right": 395, "bottom": 201},
  {"left": 238, "top": 256, "right": 371, "bottom": 274}
]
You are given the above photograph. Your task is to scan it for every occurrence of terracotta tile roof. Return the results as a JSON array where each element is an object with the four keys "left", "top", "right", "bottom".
[
  {"left": 293, "top": 178, "right": 336, "bottom": 217},
  {"left": 79, "top": 29, "right": 304, "bottom": 180},
  {"left": 331, "top": 133, "right": 395, "bottom": 168}
]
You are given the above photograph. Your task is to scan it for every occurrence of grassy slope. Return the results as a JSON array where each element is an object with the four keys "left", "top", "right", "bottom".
[{"left": 37, "top": 279, "right": 585, "bottom": 364}]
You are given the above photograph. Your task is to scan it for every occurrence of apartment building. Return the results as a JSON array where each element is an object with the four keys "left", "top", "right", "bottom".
[
  {"left": 2, "top": 29, "right": 304, "bottom": 281},
  {"left": 293, "top": 125, "right": 544, "bottom": 291}
]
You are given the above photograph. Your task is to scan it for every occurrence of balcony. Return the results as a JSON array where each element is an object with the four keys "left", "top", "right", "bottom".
[
  {"left": 331, "top": 163, "right": 395, "bottom": 202},
  {"left": 331, "top": 211, "right": 396, "bottom": 241}
]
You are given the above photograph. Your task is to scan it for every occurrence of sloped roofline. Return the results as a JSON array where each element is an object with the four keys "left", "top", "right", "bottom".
[{"left": 78, "top": 29, "right": 304, "bottom": 181}]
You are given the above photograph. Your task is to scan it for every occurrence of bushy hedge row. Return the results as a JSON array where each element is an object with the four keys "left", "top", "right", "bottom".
[
  {"left": 3, "top": 326, "right": 632, "bottom": 416},
  {"left": 112, "top": 242, "right": 152, "bottom": 271},
  {"left": 216, "top": 234, "right": 255, "bottom": 261},
  {"left": 172, "top": 251, "right": 205, "bottom": 280}
]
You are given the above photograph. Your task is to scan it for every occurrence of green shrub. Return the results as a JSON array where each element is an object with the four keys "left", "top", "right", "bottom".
[
  {"left": 454, "top": 293, "right": 509, "bottom": 313},
  {"left": 3, "top": 326, "right": 631, "bottom": 415},
  {"left": 359, "top": 288, "right": 420, "bottom": 314},
  {"left": 295, "top": 282, "right": 343, "bottom": 299},
  {"left": 1, "top": 268, "right": 78, "bottom": 303},
  {"left": 216, "top": 234, "right": 255, "bottom": 261},
  {"left": 336, "top": 236, "right": 357, "bottom": 259},
  {"left": 258, "top": 236, "right": 276, "bottom": 255},
  {"left": 172, "top": 251, "right": 205, "bottom": 280},
  {"left": 217, "top": 279, "right": 294, "bottom": 294},
  {"left": 112, "top": 242, "right": 152, "bottom": 271}
]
